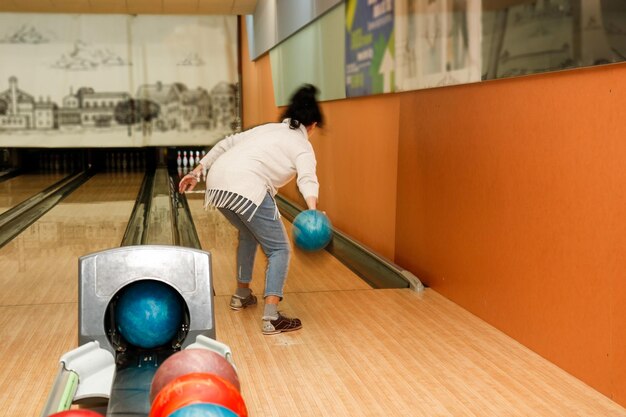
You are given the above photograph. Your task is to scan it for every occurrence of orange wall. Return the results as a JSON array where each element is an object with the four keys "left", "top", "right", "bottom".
[
  {"left": 240, "top": 28, "right": 280, "bottom": 127},
  {"left": 240, "top": 19, "right": 626, "bottom": 405},
  {"left": 396, "top": 64, "right": 626, "bottom": 402}
]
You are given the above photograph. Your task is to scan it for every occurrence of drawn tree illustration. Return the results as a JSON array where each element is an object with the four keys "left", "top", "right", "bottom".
[
  {"left": 114, "top": 99, "right": 160, "bottom": 136},
  {"left": 0, "top": 99, "right": 7, "bottom": 115}
]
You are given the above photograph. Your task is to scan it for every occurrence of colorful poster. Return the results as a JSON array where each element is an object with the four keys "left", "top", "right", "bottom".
[
  {"left": 345, "top": 0, "right": 395, "bottom": 97},
  {"left": 0, "top": 14, "right": 239, "bottom": 148}
]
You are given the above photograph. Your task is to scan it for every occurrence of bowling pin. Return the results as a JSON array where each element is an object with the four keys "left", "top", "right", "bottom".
[
  {"left": 183, "top": 151, "right": 188, "bottom": 167},
  {"left": 200, "top": 151, "right": 207, "bottom": 179},
  {"left": 176, "top": 151, "right": 182, "bottom": 167},
  {"left": 189, "top": 151, "right": 195, "bottom": 166}
]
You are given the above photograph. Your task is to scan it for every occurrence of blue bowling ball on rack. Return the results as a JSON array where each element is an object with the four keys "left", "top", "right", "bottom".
[
  {"left": 114, "top": 280, "right": 184, "bottom": 349},
  {"left": 168, "top": 403, "right": 239, "bottom": 417},
  {"left": 292, "top": 209, "right": 333, "bottom": 251}
]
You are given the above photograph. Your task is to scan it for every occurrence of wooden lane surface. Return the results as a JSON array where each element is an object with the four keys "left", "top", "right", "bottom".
[
  {"left": 0, "top": 172, "right": 144, "bottom": 417},
  {"left": 186, "top": 193, "right": 626, "bottom": 416},
  {"left": 3, "top": 181, "right": 621, "bottom": 417},
  {"left": 0, "top": 304, "right": 77, "bottom": 417},
  {"left": 215, "top": 289, "right": 626, "bottom": 417},
  {"left": 186, "top": 194, "right": 371, "bottom": 297},
  {"left": 0, "top": 173, "right": 66, "bottom": 215}
]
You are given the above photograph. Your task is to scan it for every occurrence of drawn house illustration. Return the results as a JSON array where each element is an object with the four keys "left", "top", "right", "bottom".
[
  {"left": 181, "top": 87, "right": 212, "bottom": 130},
  {"left": 57, "top": 87, "right": 131, "bottom": 129},
  {"left": 0, "top": 76, "right": 238, "bottom": 136},
  {"left": 58, "top": 88, "right": 83, "bottom": 129},
  {"left": 135, "top": 81, "right": 185, "bottom": 131},
  {"left": 78, "top": 88, "right": 131, "bottom": 128},
  {"left": 210, "top": 82, "right": 237, "bottom": 129},
  {"left": 135, "top": 81, "right": 218, "bottom": 132},
  {"left": 0, "top": 76, "right": 58, "bottom": 130},
  {"left": 34, "top": 97, "right": 58, "bottom": 130}
]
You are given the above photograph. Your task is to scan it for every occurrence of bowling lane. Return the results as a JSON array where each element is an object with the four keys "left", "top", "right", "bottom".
[
  {"left": 0, "top": 172, "right": 144, "bottom": 416},
  {"left": 0, "top": 172, "right": 67, "bottom": 215},
  {"left": 186, "top": 194, "right": 371, "bottom": 297},
  {"left": 0, "top": 303, "right": 76, "bottom": 417},
  {"left": 0, "top": 172, "right": 145, "bottom": 306},
  {"left": 214, "top": 289, "right": 626, "bottom": 417}
]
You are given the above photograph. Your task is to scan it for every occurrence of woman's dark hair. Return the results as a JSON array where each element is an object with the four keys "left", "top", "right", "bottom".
[{"left": 281, "top": 84, "right": 324, "bottom": 130}]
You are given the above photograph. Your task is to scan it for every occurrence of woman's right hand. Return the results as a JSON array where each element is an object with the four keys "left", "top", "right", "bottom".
[{"left": 178, "top": 173, "right": 199, "bottom": 194}]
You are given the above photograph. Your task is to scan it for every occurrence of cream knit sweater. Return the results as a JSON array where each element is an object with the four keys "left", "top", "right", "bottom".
[{"left": 197, "top": 119, "right": 319, "bottom": 218}]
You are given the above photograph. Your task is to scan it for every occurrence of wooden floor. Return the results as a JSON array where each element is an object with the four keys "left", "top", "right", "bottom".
[
  {"left": 1, "top": 174, "right": 625, "bottom": 416},
  {"left": 0, "top": 172, "right": 66, "bottom": 215},
  {"left": 0, "top": 172, "right": 144, "bottom": 417}
]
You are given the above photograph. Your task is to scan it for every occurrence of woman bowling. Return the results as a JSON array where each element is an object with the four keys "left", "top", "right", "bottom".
[{"left": 178, "top": 84, "right": 324, "bottom": 335}]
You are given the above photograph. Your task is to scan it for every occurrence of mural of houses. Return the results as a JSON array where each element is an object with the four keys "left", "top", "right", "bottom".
[
  {"left": 34, "top": 97, "right": 58, "bottom": 130},
  {"left": 136, "top": 81, "right": 230, "bottom": 132},
  {"left": 0, "top": 76, "right": 58, "bottom": 130},
  {"left": 182, "top": 88, "right": 212, "bottom": 130},
  {"left": 58, "top": 88, "right": 83, "bottom": 128},
  {"left": 136, "top": 81, "right": 184, "bottom": 131},
  {"left": 0, "top": 76, "right": 238, "bottom": 134},
  {"left": 56, "top": 87, "right": 130, "bottom": 129},
  {"left": 211, "top": 82, "right": 238, "bottom": 129},
  {"left": 77, "top": 87, "right": 131, "bottom": 128}
]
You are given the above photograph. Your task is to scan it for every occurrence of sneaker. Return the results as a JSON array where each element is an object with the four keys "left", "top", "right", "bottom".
[
  {"left": 229, "top": 292, "right": 257, "bottom": 310},
  {"left": 262, "top": 313, "right": 302, "bottom": 335}
]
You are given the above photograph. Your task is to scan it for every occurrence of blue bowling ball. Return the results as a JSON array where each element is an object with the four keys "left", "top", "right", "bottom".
[
  {"left": 292, "top": 209, "right": 333, "bottom": 251},
  {"left": 167, "top": 403, "right": 239, "bottom": 417},
  {"left": 115, "top": 280, "right": 183, "bottom": 349}
]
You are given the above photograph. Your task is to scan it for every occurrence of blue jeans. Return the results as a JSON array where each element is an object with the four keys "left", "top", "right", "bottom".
[{"left": 218, "top": 193, "right": 290, "bottom": 299}]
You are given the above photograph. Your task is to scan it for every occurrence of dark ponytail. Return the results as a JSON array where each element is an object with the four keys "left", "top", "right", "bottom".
[{"left": 280, "top": 84, "right": 324, "bottom": 130}]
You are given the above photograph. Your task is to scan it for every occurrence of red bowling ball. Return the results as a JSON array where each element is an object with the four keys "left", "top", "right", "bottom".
[
  {"left": 149, "top": 372, "right": 247, "bottom": 417},
  {"left": 48, "top": 410, "right": 104, "bottom": 417},
  {"left": 150, "top": 349, "right": 240, "bottom": 403}
]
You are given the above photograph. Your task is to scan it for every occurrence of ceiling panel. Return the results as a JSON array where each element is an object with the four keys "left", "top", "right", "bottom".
[
  {"left": 197, "top": 0, "right": 232, "bottom": 14},
  {"left": 89, "top": 0, "right": 126, "bottom": 13},
  {"left": 3, "top": 0, "right": 54, "bottom": 12},
  {"left": 163, "top": 0, "right": 198, "bottom": 13},
  {"left": 126, "top": 0, "right": 162, "bottom": 14},
  {"left": 50, "top": 0, "right": 90, "bottom": 13},
  {"left": 0, "top": 0, "right": 254, "bottom": 14},
  {"left": 51, "top": 0, "right": 90, "bottom": 6},
  {"left": 231, "top": 0, "right": 256, "bottom": 15}
]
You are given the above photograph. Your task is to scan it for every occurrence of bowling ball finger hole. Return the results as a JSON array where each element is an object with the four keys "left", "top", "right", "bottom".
[{"left": 105, "top": 279, "right": 190, "bottom": 351}]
